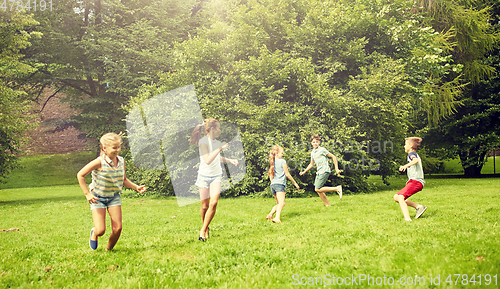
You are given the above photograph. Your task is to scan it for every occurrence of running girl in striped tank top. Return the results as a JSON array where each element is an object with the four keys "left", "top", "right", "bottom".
[{"left": 77, "top": 133, "right": 146, "bottom": 250}]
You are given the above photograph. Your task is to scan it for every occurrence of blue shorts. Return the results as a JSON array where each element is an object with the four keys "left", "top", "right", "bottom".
[
  {"left": 90, "top": 192, "right": 122, "bottom": 210},
  {"left": 195, "top": 174, "right": 222, "bottom": 188},
  {"left": 270, "top": 184, "right": 286, "bottom": 195},
  {"left": 314, "top": 172, "right": 330, "bottom": 190}
]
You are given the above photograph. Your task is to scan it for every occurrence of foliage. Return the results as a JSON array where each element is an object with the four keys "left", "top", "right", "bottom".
[
  {"left": 421, "top": 0, "right": 500, "bottom": 177},
  {"left": 0, "top": 11, "right": 40, "bottom": 181},
  {"left": 124, "top": 149, "right": 175, "bottom": 197},
  {"left": 417, "top": 149, "right": 445, "bottom": 174},
  {"left": 423, "top": 67, "right": 500, "bottom": 176},
  {"left": 18, "top": 0, "right": 202, "bottom": 142},
  {"left": 127, "top": 0, "right": 464, "bottom": 194},
  {"left": 416, "top": 0, "right": 500, "bottom": 83}
]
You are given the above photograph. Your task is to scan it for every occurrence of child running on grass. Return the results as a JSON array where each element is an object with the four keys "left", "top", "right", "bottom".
[
  {"left": 299, "top": 134, "right": 342, "bottom": 206},
  {"left": 266, "top": 145, "right": 300, "bottom": 223},
  {"left": 77, "top": 133, "right": 146, "bottom": 250},
  {"left": 190, "top": 118, "right": 239, "bottom": 241},
  {"left": 393, "top": 137, "right": 427, "bottom": 221}
]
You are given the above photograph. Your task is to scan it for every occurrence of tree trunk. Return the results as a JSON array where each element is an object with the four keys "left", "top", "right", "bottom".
[
  {"left": 463, "top": 165, "right": 482, "bottom": 178},
  {"left": 459, "top": 148, "right": 487, "bottom": 178}
]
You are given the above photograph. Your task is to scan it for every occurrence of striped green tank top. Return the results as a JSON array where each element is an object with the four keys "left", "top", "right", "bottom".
[{"left": 89, "top": 155, "right": 125, "bottom": 197}]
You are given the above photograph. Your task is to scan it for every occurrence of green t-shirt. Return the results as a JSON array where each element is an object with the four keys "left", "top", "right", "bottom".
[{"left": 311, "top": 146, "right": 331, "bottom": 174}]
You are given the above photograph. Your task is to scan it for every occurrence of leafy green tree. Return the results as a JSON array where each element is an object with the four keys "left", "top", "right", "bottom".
[
  {"left": 424, "top": 71, "right": 500, "bottom": 177},
  {"left": 419, "top": 0, "right": 500, "bottom": 176},
  {"left": 416, "top": 0, "right": 499, "bottom": 83},
  {"left": 19, "top": 0, "right": 201, "bottom": 142},
  {"left": 127, "top": 0, "right": 461, "bottom": 194},
  {"left": 0, "top": 11, "right": 40, "bottom": 181}
]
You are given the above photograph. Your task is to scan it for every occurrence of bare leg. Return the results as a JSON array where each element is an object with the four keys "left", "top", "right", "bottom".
[
  {"left": 91, "top": 208, "right": 107, "bottom": 241},
  {"left": 267, "top": 195, "right": 278, "bottom": 219},
  {"left": 106, "top": 206, "right": 122, "bottom": 250},
  {"left": 405, "top": 199, "right": 419, "bottom": 210},
  {"left": 316, "top": 186, "right": 341, "bottom": 194},
  {"left": 315, "top": 190, "right": 331, "bottom": 206},
  {"left": 199, "top": 187, "right": 210, "bottom": 239},
  {"left": 316, "top": 185, "right": 342, "bottom": 205},
  {"left": 200, "top": 187, "right": 210, "bottom": 223},
  {"left": 200, "top": 182, "right": 221, "bottom": 239},
  {"left": 272, "top": 191, "right": 286, "bottom": 223},
  {"left": 394, "top": 194, "right": 411, "bottom": 221}
]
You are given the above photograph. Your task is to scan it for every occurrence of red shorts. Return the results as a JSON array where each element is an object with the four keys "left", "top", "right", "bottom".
[{"left": 397, "top": 179, "right": 423, "bottom": 200}]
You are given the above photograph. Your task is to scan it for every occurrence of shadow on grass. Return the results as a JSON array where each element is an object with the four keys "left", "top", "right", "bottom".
[
  {"left": 0, "top": 195, "right": 83, "bottom": 206},
  {"left": 285, "top": 210, "right": 307, "bottom": 219}
]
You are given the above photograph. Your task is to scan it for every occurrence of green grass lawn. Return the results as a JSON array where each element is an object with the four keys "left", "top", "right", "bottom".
[
  {"left": 1, "top": 178, "right": 499, "bottom": 288},
  {"left": 0, "top": 151, "right": 95, "bottom": 189},
  {"left": 442, "top": 156, "right": 500, "bottom": 175},
  {"left": 481, "top": 156, "right": 500, "bottom": 174}
]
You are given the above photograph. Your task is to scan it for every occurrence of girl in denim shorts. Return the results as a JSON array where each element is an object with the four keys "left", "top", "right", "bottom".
[
  {"left": 266, "top": 145, "right": 300, "bottom": 223},
  {"left": 77, "top": 133, "right": 146, "bottom": 250},
  {"left": 190, "top": 119, "right": 238, "bottom": 241}
]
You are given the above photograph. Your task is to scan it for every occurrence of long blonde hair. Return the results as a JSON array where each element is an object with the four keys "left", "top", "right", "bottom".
[
  {"left": 268, "top": 145, "right": 283, "bottom": 178},
  {"left": 189, "top": 118, "right": 220, "bottom": 145}
]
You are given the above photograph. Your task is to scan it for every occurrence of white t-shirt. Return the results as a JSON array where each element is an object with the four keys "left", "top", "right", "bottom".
[{"left": 198, "top": 136, "right": 223, "bottom": 176}]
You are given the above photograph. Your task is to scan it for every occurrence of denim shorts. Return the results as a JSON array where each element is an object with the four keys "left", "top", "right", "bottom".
[
  {"left": 90, "top": 192, "right": 122, "bottom": 210},
  {"left": 195, "top": 174, "right": 222, "bottom": 188},
  {"left": 270, "top": 184, "right": 286, "bottom": 195}
]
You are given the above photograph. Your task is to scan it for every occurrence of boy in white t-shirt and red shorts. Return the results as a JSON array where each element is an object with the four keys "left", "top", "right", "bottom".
[{"left": 393, "top": 137, "right": 427, "bottom": 221}]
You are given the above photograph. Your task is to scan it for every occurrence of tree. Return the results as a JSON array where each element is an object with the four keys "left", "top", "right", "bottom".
[
  {"left": 0, "top": 11, "right": 40, "bottom": 181},
  {"left": 127, "top": 0, "right": 461, "bottom": 194},
  {"left": 423, "top": 41, "right": 500, "bottom": 177},
  {"left": 419, "top": 0, "right": 500, "bottom": 177},
  {"left": 18, "top": 0, "right": 202, "bottom": 142}
]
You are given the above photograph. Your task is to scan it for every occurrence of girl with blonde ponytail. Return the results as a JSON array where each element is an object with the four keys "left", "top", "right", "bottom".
[{"left": 266, "top": 145, "right": 300, "bottom": 223}]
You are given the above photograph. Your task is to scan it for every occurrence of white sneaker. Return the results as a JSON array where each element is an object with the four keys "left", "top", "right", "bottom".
[
  {"left": 337, "top": 185, "right": 342, "bottom": 199},
  {"left": 415, "top": 205, "right": 427, "bottom": 219}
]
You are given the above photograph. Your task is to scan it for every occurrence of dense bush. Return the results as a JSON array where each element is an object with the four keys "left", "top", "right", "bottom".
[{"left": 125, "top": 0, "right": 462, "bottom": 196}]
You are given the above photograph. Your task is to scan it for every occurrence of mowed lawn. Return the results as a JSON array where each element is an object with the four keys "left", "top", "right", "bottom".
[{"left": 1, "top": 176, "right": 499, "bottom": 288}]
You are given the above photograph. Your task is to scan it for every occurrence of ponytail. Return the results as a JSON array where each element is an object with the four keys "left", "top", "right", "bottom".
[
  {"left": 189, "top": 124, "right": 204, "bottom": 145},
  {"left": 268, "top": 145, "right": 283, "bottom": 178},
  {"left": 189, "top": 118, "right": 220, "bottom": 145}
]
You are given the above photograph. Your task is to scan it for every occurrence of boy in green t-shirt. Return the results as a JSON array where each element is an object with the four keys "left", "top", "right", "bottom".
[{"left": 300, "top": 135, "right": 342, "bottom": 206}]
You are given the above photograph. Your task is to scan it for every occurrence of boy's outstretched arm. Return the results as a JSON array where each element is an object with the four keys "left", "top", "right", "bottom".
[
  {"left": 399, "top": 158, "right": 418, "bottom": 172},
  {"left": 399, "top": 158, "right": 419, "bottom": 172},
  {"left": 299, "top": 160, "right": 314, "bottom": 176},
  {"left": 327, "top": 153, "right": 341, "bottom": 174}
]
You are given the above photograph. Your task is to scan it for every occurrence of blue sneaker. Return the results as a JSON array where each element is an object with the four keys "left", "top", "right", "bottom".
[{"left": 89, "top": 228, "right": 97, "bottom": 250}]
